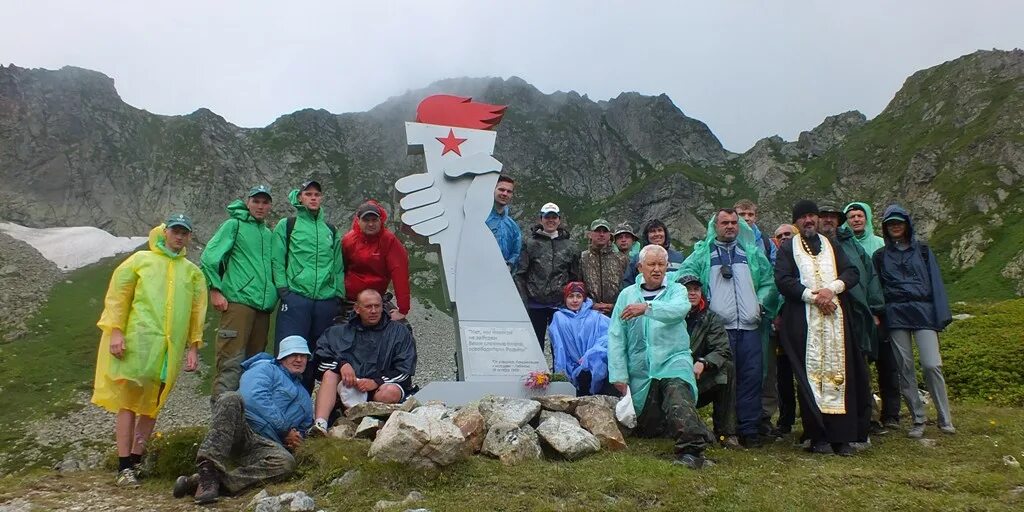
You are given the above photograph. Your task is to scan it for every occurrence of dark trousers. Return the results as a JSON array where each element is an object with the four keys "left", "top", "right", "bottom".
[
  {"left": 695, "top": 364, "right": 737, "bottom": 437},
  {"left": 528, "top": 307, "right": 556, "bottom": 353},
  {"left": 776, "top": 352, "right": 797, "bottom": 430},
  {"left": 635, "top": 378, "right": 714, "bottom": 456},
  {"left": 875, "top": 339, "right": 901, "bottom": 423},
  {"left": 728, "top": 328, "right": 763, "bottom": 436},
  {"left": 760, "top": 331, "right": 779, "bottom": 433},
  {"left": 575, "top": 370, "right": 619, "bottom": 398},
  {"left": 274, "top": 292, "right": 339, "bottom": 392}
]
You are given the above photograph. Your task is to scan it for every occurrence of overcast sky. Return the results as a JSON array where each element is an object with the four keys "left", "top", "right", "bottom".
[{"left": 3, "top": 1, "right": 1021, "bottom": 151}]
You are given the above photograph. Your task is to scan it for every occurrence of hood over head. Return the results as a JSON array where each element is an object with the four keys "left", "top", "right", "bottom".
[{"left": 880, "top": 204, "right": 915, "bottom": 244}]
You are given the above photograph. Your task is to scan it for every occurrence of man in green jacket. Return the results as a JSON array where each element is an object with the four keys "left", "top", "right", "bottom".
[
  {"left": 272, "top": 180, "right": 345, "bottom": 392},
  {"left": 200, "top": 186, "right": 277, "bottom": 403},
  {"left": 680, "top": 274, "right": 738, "bottom": 448},
  {"left": 843, "top": 202, "right": 885, "bottom": 258},
  {"left": 829, "top": 204, "right": 900, "bottom": 432}
]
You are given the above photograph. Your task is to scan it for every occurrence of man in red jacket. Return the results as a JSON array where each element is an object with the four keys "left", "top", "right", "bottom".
[{"left": 342, "top": 201, "right": 411, "bottom": 321}]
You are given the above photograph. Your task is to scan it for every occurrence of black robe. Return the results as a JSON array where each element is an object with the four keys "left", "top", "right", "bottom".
[{"left": 775, "top": 235, "right": 871, "bottom": 444}]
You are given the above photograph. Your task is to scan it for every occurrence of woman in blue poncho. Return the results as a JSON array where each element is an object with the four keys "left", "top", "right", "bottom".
[{"left": 548, "top": 282, "right": 614, "bottom": 396}]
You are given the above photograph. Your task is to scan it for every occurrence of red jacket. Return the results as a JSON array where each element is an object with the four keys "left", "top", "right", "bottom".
[{"left": 341, "top": 201, "right": 411, "bottom": 314}]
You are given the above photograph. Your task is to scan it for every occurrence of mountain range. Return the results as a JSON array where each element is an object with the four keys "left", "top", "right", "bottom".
[{"left": 1, "top": 49, "right": 1022, "bottom": 300}]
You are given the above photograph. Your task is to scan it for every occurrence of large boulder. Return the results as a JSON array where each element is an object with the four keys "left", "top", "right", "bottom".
[
  {"left": 368, "top": 411, "right": 466, "bottom": 469},
  {"left": 482, "top": 422, "right": 543, "bottom": 465},
  {"left": 412, "top": 402, "right": 452, "bottom": 421},
  {"left": 451, "top": 405, "right": 486, "bottom": 454},
  {"left": 344, "top": 397, "right": 420, "bottom": 421},
  {"left": 536, "top": 412, "right": 601, "bottom": 461},
  {"left": 574, "top": 399, "right": 627, "bottom": 451},
  {"left": 478, "top": 396, "right": 541, "bottom": 428},
  {"left": 531, "top": 394, "right": 578, "bottom": 413}
]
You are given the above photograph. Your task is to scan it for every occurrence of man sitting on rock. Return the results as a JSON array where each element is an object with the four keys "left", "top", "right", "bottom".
[
  {"left": 173, "top": 336, "right": 313, "bottom": 504},
  {"left": 679, "top": 274, "right": 739, "bottom": 448},
  {"left": 608, "top": 245, "right": 715, "bottom": 469},
  {"left": 309, "top": 288, "right": 417, "bottom": 436}
]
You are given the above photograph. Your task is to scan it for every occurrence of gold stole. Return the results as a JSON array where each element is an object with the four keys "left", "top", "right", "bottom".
[{"left": 792, "top": 233, "right": 847, "bottom": 414}]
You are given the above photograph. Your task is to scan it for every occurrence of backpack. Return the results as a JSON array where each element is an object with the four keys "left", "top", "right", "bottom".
[{"left": 283, "top": 216, "right": 338, "bottom": 272}]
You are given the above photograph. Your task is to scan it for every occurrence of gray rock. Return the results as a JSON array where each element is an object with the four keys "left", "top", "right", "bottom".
[
  {"left": 345, "top": 397, "right": 420, "bottom": 421},
  {"left": 539, "top": 410, "right": 579, "bottom": 426},
  {"left": 355, "top": 417, "right": 383, "bottom": 439},
  {"left": 373, "top": 491, "right": 425, "bottom": 512},
  {"left": 329, "top": 469, "right": 361, "bottom": 488},
  {"left": 288, "top": 491, "right": 316, "bottom": 512},
  {"left": 479, "top": 396, "right": 541, "bottom": 428},
  {"left": 536, "top": 413, "right": 600, "bottom": 460},
  {"left": 369, "top": 411, "right": 466, "bottom": 469},
  {"left": 329, "top": 417, "right": 358, "bottom": 439},
  {"left": 531, "top": 394, "right": 578, "bottom": 413},
  {"left": 412, "top": 403, "right": 451, "bottom": 421},
  {"left": 482, "top": 422, "right": 543, "bottom": 465}
]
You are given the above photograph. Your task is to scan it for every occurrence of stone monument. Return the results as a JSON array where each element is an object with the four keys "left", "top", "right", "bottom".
[{"left": 395, "top": 95, "right": 572, "bottom": 402}]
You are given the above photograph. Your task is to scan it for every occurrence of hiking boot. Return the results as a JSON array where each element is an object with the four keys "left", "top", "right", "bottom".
[
  {"left": 907, "top": 423, "right": 925, "bottom": 439},
  {"left": 807, "top": 441, "right": 833, "bottom": 455},
  {"left": 868, "top": 422, "right": 889, "bottom": 436},
  {"left": 194, "top": 460, "right": 220, "bottom": 505},
  {"left": 173, "top": 474, "right": 199, "bottom": 498},
  {"left": 769, "top": 426, "right": 791, "bottom": 439},
  {"left": 739, "top": 434, "right": 764, "bottom": 449},
  {"left": 719, "top": 435, "right": 741, "bottom": 449},
  {"left": 882, "top": 418, "right": 900, "bottom": 430},
  {"left": 115, "top": 468, "right": 140, "bottom": 487},
  {"left": 939, "top": 424, "right": 956, "bottom": 435},
  {"left": 672, "top": 453, "right": 706, "bottom": 470},
  {"left": 833, "top": 442, "right": 855, "bottom": 457},
  {"left": 850, "top": 438, "right": 872, "bottom": 452}
]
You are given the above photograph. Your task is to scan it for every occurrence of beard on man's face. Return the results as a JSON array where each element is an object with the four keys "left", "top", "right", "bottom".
[{"left": 800, "top": 225, "right": 818, "bottom": 239}]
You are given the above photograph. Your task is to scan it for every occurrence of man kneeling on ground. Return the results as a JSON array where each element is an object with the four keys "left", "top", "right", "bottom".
[
  {"left": 608, "top": 245, "right": 715, "bottom": 469},
  {"left": 309, "top": 289, "right": 417, "bottom": 435},
  {"left": 680, "top": 274, "right": 739, "bottom": 448},
  {"left": 173, "top": 336, "right": 313, "bottom": 504}
]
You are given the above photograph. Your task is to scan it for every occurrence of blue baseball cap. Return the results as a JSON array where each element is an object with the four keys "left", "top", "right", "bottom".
[{"left": 277, "top": 335, "right": 311, "bottom": 360}]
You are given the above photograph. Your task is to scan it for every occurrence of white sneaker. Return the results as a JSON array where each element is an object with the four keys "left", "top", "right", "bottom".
[
  {"left": 116, "top": 468, "right": 140, "bottom": 487},
  {"left": 307, "top": 418, "right": 329, "bottom": 438}
]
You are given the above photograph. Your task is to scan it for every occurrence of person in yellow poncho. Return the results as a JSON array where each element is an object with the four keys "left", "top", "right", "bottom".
[{"left": 91, "top": 214, "right": 208, "bottom": 487}]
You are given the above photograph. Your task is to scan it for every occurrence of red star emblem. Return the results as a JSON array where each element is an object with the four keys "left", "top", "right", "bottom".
[{"left": 436, "top": 129, "right": 467, "bottom": 156}]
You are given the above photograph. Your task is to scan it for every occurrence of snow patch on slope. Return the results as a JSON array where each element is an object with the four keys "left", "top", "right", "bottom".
[{"left": 0, "top": 222, "right": 147, "bottom": 271}]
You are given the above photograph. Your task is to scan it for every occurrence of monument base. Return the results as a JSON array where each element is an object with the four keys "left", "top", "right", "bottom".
[{"left": 413, "top": 381, "right": 577, "bottom": 407}]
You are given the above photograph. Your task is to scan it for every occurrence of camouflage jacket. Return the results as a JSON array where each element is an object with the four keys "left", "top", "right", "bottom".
[{"left": 580, "top": 245, "right": 629, "bottom": 307}]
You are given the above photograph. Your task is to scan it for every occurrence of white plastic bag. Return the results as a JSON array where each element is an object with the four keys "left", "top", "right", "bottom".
[
  {"left": 339, "top": 384, "right": 368, "bottom": 408},
  {"left": 615, "top": 387, "right": 637, "bottom": 428}
]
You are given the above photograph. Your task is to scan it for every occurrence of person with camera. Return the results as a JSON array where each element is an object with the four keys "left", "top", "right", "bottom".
[{"left": 677, "top": 208, "right": 777, "bottom": 448}]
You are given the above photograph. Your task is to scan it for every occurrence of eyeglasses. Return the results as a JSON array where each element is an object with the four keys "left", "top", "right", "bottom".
[{"left": 775, "top": 232, "right": 793, "bottom": 239}]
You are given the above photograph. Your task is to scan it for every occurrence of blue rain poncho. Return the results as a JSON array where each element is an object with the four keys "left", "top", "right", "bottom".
[{"left": 548, "top": 298, "right": 610, "bottom": 394}]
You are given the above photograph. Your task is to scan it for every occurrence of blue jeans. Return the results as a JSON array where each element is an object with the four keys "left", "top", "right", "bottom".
[
  {"left": 728, "top": 328, "right": 763, "bottom": 436},
  {"left": 274, "top": 291, "right": 339, "bottom": 392}
]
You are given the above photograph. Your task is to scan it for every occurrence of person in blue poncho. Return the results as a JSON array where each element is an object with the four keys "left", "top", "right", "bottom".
[
  {"left": 609, "top": 244, "right": 715, "bottom": 469},
  {"left": 548, "top": 281, "right": 613, "bottom": 397}
]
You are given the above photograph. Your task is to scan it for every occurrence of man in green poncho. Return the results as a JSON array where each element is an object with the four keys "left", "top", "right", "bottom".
[
  {"left": 200, "top": 185, "right": 277, "bottom": 403},
  {"left": 676, "top": 209, "right": 778, "bottom": 448},
  {"left": 608, "top": 244, "right": 714, "bottom": 469},
  {"left": 837, "top": 202, "right": 900, "bottom": 431}
]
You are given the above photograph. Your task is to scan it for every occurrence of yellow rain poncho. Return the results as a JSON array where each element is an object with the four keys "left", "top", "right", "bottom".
[{"left": 91, "top": 224, "right": 207, "bottom": 416}]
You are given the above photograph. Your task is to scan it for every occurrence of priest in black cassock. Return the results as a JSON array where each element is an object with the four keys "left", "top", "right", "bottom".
[{"left": 775, "top": 200, "right": 872, "bottom": 456}]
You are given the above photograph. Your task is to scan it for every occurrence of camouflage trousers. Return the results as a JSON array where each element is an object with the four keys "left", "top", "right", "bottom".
[
  {"left": 196, "top": 392, "right": 296, "bottom": 495},
  {"left": 635, "top": 378, "right": 715, "bottom": 456}
]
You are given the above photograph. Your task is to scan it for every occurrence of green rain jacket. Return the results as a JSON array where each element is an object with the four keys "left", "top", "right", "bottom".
[
  {"left": 200, "top": 200, "right": 276, "bottom": 312},
  {"left": 843, "top": 201, "right": 885, "bottom": 258},
  {"left": 836, "top": 224, "right": 885, "bottom": 358},
  {"left": 608, "top": 281, "right": 696, "bottom": 415},
  {"left": 271, "top": 189, "right": 344, "bottom": 301},
  {"left": 674, "top": 215, "right": 779, "bottom": 318}
]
